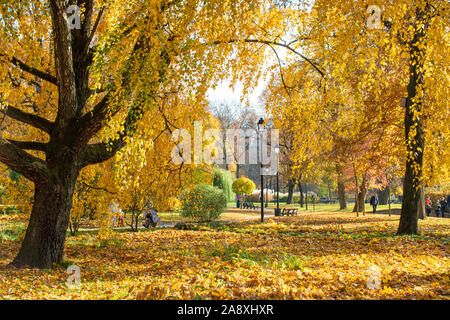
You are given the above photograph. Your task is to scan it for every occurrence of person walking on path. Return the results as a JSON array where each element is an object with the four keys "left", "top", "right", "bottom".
[
  {"left": 369, "top": 193, "right": 379, "bottom": 213},
  {"left": 439, "top": 197, "right": 447, "bottom": 218},
  {"left": 425, "top": 197, "right": 432, "bottom": 217}
]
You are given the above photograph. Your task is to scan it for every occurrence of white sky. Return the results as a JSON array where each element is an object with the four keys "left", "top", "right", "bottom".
[{"left": 206, "top": 78, "right": 270, "bottom": 116}]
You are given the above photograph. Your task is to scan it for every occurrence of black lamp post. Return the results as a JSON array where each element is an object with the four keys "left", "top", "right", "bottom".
[
  {"left": 265, "top": 175, "right": 269, "bottom": 208},
  {"left": 257, "top": 118, "right": 265, "bottom": 222},
  {"left": 274, "top": 145, "right": 281, "bottom": 216}
]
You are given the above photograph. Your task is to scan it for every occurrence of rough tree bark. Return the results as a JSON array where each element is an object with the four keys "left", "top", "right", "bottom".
[
  {"left": 353, "top": 175, "right": 366, "bottom": 215},
  {"left": 12, "top": 172, "right": 78, "bottom": 268},
  {"left": 287, "top": 179, "right": 295, "bottom": 204}
]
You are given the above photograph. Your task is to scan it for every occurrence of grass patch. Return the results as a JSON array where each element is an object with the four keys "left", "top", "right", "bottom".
[
  {"left": 0, "top": 222, "right": 25, "bottom": 242},
  {"left": 204, "top": 244, "right": 307, "bottom": 271},
  {"left": 275, "top": 254, "right": 307, "bottom": 271},
  {"left": 66, "top": 235, "right": 126, "bottom": 248}
]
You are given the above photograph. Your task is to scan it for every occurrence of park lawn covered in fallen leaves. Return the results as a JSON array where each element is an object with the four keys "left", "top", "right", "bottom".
[{"left": 0, "top": 212, "right": 448, "bottom": 300}]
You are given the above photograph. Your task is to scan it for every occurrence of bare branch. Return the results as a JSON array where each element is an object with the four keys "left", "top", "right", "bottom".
[
  {"left": 83, "top": 6, "right": 105, "bottom": 55},
  {"left": 208, "top": 38, "right": 326, "bottom": 78}
]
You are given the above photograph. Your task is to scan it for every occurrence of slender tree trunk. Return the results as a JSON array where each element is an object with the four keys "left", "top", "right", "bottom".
[
  {"left": 11, "top": 168, "right": 78, "bottom": 269},
  {"left": 299, "top": 183, "right": 304, "bottom": 208},
  {"left": 327, "top": 180, "right": 332, "bottom": 204},
  {"left": 223, "top": 136, "right": 229, "bottom": 170},
  {"left": 388, "top": 185, "right": 391, "bottom": 216},
  {"left": 362, "top": 175, "right": 367, "bottom": 216},
  {"left": 352, "top": 165, "right": 359, "bottom": 216},
  {"left": 418, "top": 186, "right": 425, "bottom": 220},
  {"left": 353, "top": 188, "right": 366, "bottom": 214},
  {"left": 287, "top": 179, "right": 295, "bottom": 204},
  {"left": 337, "top": 167, "right": 347, "bottom": 210}
]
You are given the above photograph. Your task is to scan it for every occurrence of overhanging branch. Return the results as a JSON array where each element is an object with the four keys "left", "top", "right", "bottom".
[
  {"left": 209, "top": 38, "right": 326, "bottom": 78},
  {"left": 0, "top": 137, "right": 47, "bottom": 182},
  {"left": 0, "top": 54, "right": 57, "bottom": 85},
  {"left": 7, "top": 140, "right": 48, "bottom": 152},
  {"left": 1, "top": 105, "right": 53, "bottom": 134}
]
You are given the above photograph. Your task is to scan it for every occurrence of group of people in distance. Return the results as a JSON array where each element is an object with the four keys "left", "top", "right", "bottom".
[
  {"left": 369, "top": 193, "right": 448, "bottom": 218},
  {"left": 425, "top": 197, "right": 448, "bottom": 218}
]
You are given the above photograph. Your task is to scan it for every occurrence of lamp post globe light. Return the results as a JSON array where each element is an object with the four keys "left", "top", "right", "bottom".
[{"left": 257, "top": 117, "right": 278, "bottom": 221}]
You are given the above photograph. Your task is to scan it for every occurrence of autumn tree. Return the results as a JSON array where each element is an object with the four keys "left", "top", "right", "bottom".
[
  {"left": 232, "top": 177, "right": 256, "bottom": 202},
  {"left": 0, "top": 0, "right": 296, "bottom": 268},
  {"left": 291, "top": 0, "right": 448, "bottom": 232}
]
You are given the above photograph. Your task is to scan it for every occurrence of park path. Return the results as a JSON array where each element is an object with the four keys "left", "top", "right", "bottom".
[{"left": 77, "top": 210, "right": 277, "bottom": 232}]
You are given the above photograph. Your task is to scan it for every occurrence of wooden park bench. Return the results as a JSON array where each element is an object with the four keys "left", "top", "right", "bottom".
[
  {"left": 281, "top": 207, "right": 299, "bottom": 216},
  {"left": 242, "top": 202, "right": 258, "bottom": 210}
]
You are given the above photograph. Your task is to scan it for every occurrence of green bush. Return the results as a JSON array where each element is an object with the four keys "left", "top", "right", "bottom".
[
  {"left": 212, "top": 168, "right": 235, "bottom": 201},
  {"left": 180, "top": 184, "right": 227, "bottom": 222},
  {"left": 279, "top": 195, "right": 301, "bottom": 203}
]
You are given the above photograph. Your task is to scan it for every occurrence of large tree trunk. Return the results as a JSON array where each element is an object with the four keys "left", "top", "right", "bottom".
[
  {"left": 398, "top": 7, "right": 428, "bottom": 235},
  {"left": 11, "top": 168, "right": 78, "bottom": 269},
  {"left": 352, "top": 188, "right": 366, "bottom": 214},
  {"left": 400, "top": 161, "right": 422, "bottom": 234},
  {"left": 353, "top": 175, "right": 366, "bottom": 214},
  {"left": 287, "top": 179, "right": 295, "bottom": 204}
]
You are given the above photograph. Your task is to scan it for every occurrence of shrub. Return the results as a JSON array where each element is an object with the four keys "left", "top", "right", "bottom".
[
  {"left": 180, "top": 184, "right": 227, "bottom": 222},
  {"left": 232, "top": 177, "right": 256, "bottom": 200},
  {"left": 279, "top": 195, "right": 301, "bottom": 203},
  {"left": 212, "top": 168, "right": 235, "bottom": 201}
]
